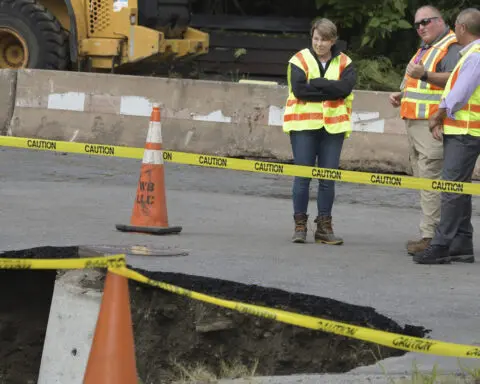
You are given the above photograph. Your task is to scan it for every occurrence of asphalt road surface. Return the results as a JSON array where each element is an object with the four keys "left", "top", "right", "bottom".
[{"left": 1, "top": 147, "right": 480, "bottom": 382}]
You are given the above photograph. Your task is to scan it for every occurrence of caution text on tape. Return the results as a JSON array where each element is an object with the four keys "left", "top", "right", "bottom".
[
  {"left": 0, "top": 254, "right": 126, "bottom": 270},
  {"left": 112, "top": 267, "right": 480, "bottom": 360},
  {"left": 1, "top": 136, "right": 479, "bottom": 195}
]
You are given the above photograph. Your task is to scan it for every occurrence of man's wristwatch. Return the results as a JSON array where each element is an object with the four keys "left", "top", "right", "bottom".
[{"left": 420, "top": 72, "right": 428, "bottom": 82}]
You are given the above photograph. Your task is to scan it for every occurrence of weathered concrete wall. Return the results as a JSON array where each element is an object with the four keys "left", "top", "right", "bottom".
[
  {"left": 6, "top": 69, "right": 413, "bottom": 174},
  {"left": 4, "top": 68, "right": 480, "bottom": 177},
  {"left": 0, "top": 69, "right": 17, "bottom": 136}
]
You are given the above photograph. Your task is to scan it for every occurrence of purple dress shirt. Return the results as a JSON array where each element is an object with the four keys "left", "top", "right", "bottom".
[{"left": 440, "top": 39, "right": 480, "bottom": 119}]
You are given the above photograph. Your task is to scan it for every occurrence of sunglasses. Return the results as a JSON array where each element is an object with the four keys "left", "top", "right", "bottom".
[{"left": 414, "top": 17, "right": 438, "bottom": 29}]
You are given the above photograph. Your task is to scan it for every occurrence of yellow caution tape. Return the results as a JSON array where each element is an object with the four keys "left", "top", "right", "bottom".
[
  {"left": 0, "top": 136, "right": 144, "bottom": 159},
  {"left": 1, "top": 135, "right": 479, "bottom": 195},
  {"left": 0, "top": 250, "right": 478, "bottom": 359},
  {"left": 0, "top": 254, "right": 126, "bottom": 269},
  {"left": 2, "top": 135, "right": 480, "bottom": 356},
  {"left": 111, "top": 267, "right": 480, "bottom": 360}
]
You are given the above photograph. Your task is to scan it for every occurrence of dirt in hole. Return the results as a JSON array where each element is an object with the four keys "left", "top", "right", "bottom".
[
  {"left": 0, "top": 246, "right": 76, "bottom": 384},
  {"left": 126, "top": 268, "right": 429, "bottom": 383},
  {"left": 0, "top": 269, "right": 57, "bottom": 384},
  {"left": 0, "top": 246, "right": 430, "bottom": 384}
]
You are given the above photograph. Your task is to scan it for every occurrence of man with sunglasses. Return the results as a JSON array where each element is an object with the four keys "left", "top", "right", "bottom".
[
  {"left": 413, "top": 8, "right": 480, "bottom": 264},
  {"left": 389, "top": 5, "right": 462, "bottom": 256}
]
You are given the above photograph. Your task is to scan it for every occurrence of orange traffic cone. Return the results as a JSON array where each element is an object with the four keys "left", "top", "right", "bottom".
[
  {"left": 116, "top": 103, "right": 182, "bottom": 235},
  {"left": 83, "top": 271, "right": 138, "bottom": 384}
]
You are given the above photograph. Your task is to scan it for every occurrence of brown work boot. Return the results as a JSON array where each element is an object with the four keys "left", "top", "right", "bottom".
[
  {"left": 314, "top": 216, "right": 343, "bottom": 245},
  {"left": 292, "top": 213, "right": 308, "bottom": 243},
  {"left": 406, "top": 237, "right": 431, "bottom": 255}
]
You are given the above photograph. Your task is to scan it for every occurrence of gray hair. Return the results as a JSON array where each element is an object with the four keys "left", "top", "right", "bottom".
[
  {"left": 417, "top": 5, "right": 443, "bottom": 19},
  {"left": 457, "top": 8, "right": 480, "bottom": 36}
]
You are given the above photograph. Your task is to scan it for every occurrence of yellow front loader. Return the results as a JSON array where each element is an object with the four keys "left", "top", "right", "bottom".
[{"left": 0, "top": 0, "right": 209, "bottom": 71}]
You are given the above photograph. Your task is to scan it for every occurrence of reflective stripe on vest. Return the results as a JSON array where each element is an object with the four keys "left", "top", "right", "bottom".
[
  {"left": 283, "top": 48, "right": 354, "bottom": 135},
  {"left": 442, "top": 43, "right": 480, "bottom": 136},
  {"left": 400, "top": 30, "right": 457, "bottom": 120}
]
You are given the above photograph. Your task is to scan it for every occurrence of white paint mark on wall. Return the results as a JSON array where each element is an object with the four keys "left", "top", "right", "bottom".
[
  {"left": 268, "top": 105, "right": 284, "bottom": 126},
  {"left": 47, "top": 92, "right": 86, "bottom": 112},
  {"left": 192, "top": 110, "right": 232, "bottom": 123},
  {"left": 69, "top": 130, "right": 79, "bottom": 142},
  {"left": 184, "top": 130, "right": 195, "bottom": 147},
  {"left": 120, "top": 96, "right": 152, "bottom": 117},
  {"left": 17, "top": 89, "right": 386, "bottom": 134},
  {"left": 352, "top": 112, "right": 380, "bottom": 122},
  {"left": 267, "top": 105, "right": 385, "bottom": 133},
  {"left": 239, "top": 79, "right": 278, "bottom": 86},
  {"left": 16, "top": 96, "right": 43, "bottom": 108},
  {"left": 352, "top": 112, "right": 385, "bottom": 133},
  {"left": 353, "top": 120, "right": 385, "bottom": 133}
]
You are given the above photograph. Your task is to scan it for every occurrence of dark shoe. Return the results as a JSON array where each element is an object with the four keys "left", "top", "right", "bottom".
[
  {"left": 314, "top": 216, "right": 343, "bottom": 245},
  {"left": 406, "top": 237, "right": 432, "bottom": 255},
  {"left": 449, "top": 236, "right": 475, "bottom": 263},
  {"left": 413, "top": 245, "right": 451, "bottom": 264},
  {"left": 292, "top": 213, "right": 308, "bottom": 243}
]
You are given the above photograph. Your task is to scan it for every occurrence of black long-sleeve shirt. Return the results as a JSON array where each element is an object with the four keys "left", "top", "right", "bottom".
[{"left": 288, "top": 43, "right": 357, "bottom": 102}]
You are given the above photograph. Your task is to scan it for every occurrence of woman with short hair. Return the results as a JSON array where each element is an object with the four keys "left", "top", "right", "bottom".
[{"left": 283, "top": 17, "right": 357, "bottom": 245}]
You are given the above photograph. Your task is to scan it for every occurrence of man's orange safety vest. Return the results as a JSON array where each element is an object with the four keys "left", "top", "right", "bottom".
[{"left": 400, "top": 30, "right": 457, "bottom": 120}]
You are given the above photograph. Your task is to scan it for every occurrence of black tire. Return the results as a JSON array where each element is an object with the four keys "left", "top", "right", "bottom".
[{"left": 0, "top": 0, "right": 69, "bottom": 70}]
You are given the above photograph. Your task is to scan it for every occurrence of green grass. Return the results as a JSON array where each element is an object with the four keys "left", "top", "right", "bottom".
[
  {"left": 378, "top": 359, "right": 480, "bottom": 384},
  {"left": 138, "top": 347, "right": 479, "bottom": 383}
]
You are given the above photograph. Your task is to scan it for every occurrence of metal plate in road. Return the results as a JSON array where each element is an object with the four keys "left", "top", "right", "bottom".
[{"left": 78, "top": 244, "right": 189, "bottom": 258}]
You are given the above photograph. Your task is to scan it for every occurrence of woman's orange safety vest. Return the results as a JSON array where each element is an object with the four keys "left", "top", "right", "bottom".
[{"left": 283, "top": 48, "right": 354, "bottom": 136}]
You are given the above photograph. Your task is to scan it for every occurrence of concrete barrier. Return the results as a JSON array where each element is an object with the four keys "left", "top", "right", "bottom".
[
  {"left": 6, "top": 69, "right": 413, "bottom": 174},
  {"left": 38, "top": 270, "right": 102, "bottom": 384},
  {"left": 0, "top": 69, "right": 17, "bottom": 136},
  {"left": 4, "top": 68, "right": 480, "bottom": 177}
]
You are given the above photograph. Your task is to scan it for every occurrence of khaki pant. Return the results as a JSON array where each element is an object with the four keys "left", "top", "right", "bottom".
[{"left": 405, "top": 119, "right": 443, "bottom": 238}]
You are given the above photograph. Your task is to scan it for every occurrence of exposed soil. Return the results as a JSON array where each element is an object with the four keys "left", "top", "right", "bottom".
[
  {"left": 0, "top": 269, "right": 57, "bottom": 384},
  {"left": 0, "top": 246, "right": 430, "bottom": 384},
  {"left": 0, "top": 247, "right": 77, "bottom": 384},
  {"left": 126, "top": 267, "right": 429, "bottom": 383}
]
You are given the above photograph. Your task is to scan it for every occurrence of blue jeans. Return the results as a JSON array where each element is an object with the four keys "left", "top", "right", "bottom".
[{"left": 290, "top": 129, "right": 345, "bottom": 216}]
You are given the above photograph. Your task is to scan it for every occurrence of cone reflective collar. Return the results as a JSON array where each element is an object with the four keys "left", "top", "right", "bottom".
[{"left": 115, "top": 103, "right": 182, "bottom": 235}]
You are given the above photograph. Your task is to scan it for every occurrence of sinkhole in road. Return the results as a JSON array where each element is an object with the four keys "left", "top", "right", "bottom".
[{"left": 0, "top": 246, "right": 429, "bottom": 383}]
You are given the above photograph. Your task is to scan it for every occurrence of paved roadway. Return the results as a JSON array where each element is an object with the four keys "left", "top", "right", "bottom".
[{"left": 1, "top": 147, "right": 480, "bottom": 383}]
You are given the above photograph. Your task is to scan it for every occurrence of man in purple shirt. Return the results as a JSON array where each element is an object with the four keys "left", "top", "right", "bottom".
[
  {"left": 413, "top": 8, "right": 480, "bottom": 265},
  {"left": 439, "top": 45, "right": 480, "bottom": 122}
]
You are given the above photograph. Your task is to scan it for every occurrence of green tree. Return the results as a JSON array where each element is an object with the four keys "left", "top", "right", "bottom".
[{"left": 314, "top": 0, "right": 411, "bottom": 48}]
